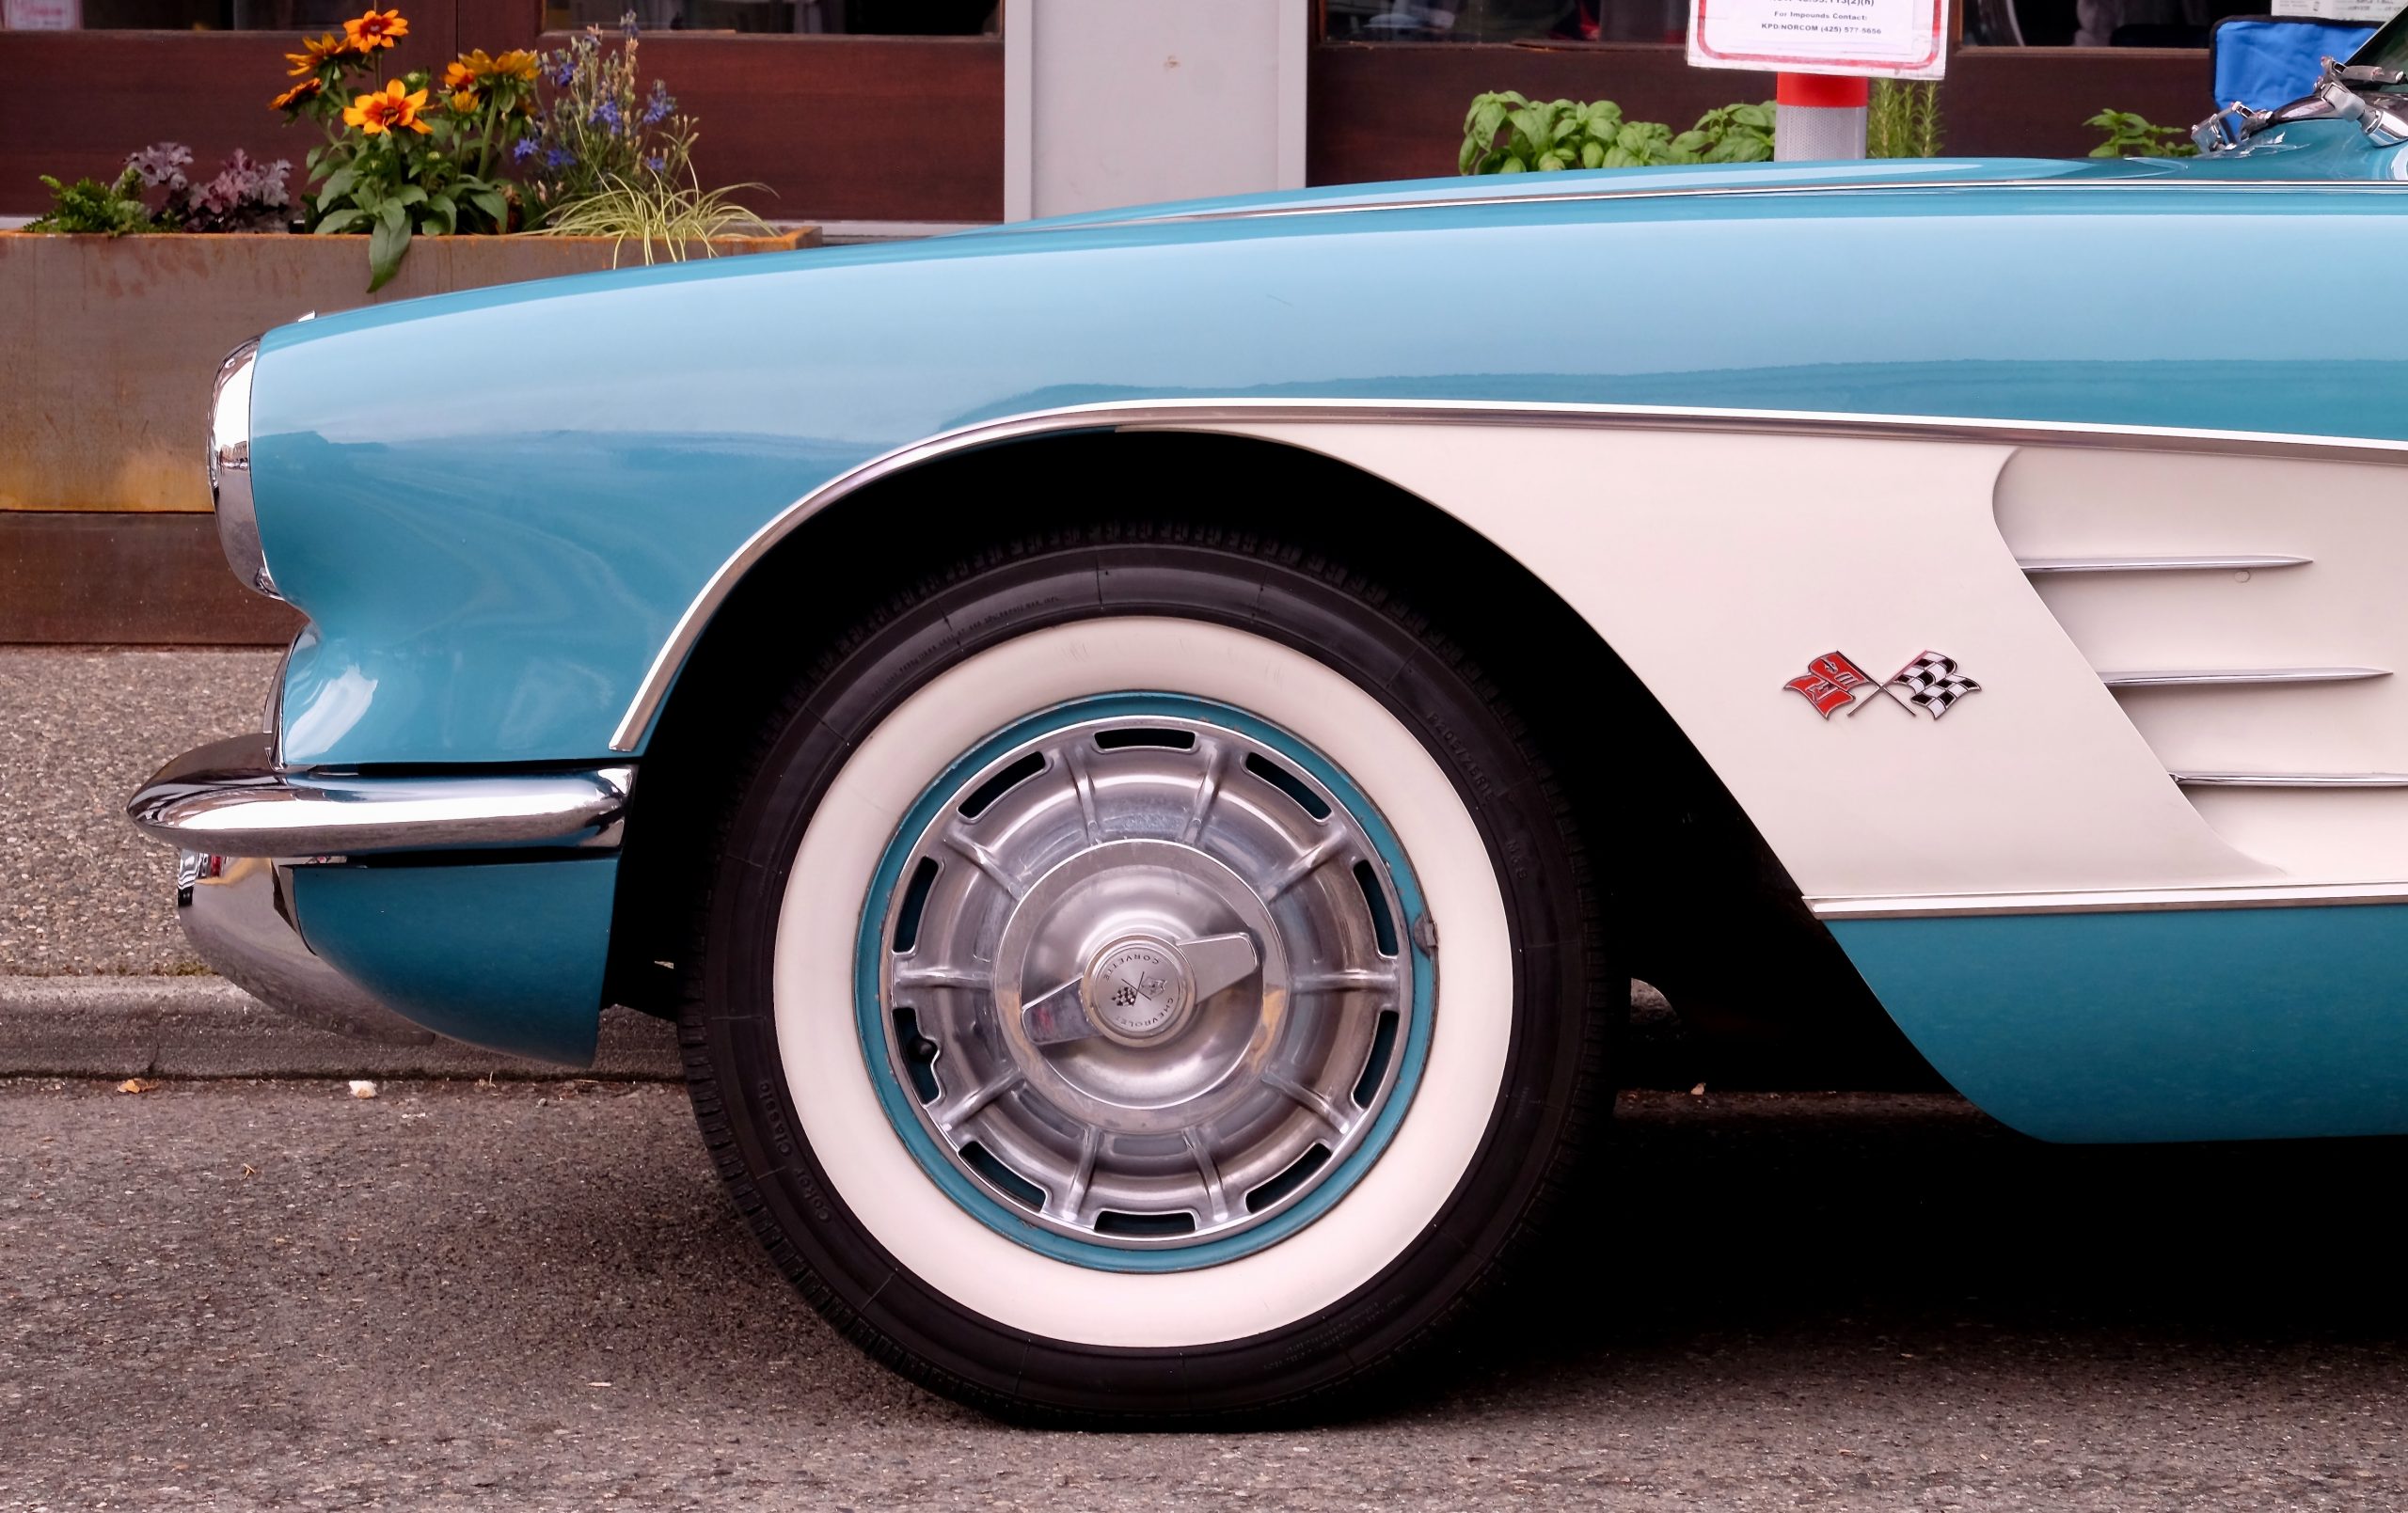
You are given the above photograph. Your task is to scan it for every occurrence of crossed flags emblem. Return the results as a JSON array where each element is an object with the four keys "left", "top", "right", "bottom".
[{"left": 1784, "top": 650, "right": 1981, "bottom": 720}]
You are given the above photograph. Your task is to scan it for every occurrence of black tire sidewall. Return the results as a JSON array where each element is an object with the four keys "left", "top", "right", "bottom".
[{"left": 689, "top": 535, "right": 1600, "bottom": 1420}]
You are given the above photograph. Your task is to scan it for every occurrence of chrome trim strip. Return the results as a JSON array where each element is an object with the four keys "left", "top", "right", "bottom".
[
  {"left": 2100, "top": 667, "right": 2390, "bottom": 687},
  {"left": 2173, "top": 771, "right": 2408, "bottom": 787},
  {"left": 2017, "top": 554, "right": 2311, "bottom": 575},
  {"left": 606, "top": 396, "right": 2408, "bottom": 751},
  {"left": 128, "top": 733, "right": 634, "bottom": 858},
  {"left": 209, "top": 338, "right": 279, "bottom": 601},
  {"left": 1812, "top": 879, "right": 2408, "bottom": 920},
  {"left": 1023, "top": 177, "right": 2408, "bottom": 233}
]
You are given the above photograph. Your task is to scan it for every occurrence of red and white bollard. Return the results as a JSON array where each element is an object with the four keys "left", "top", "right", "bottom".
[{"left": 1774, "top": 72, "right": 1870, "bottom": 162}]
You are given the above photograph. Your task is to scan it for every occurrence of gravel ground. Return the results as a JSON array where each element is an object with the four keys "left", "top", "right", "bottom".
[
  {"left": 0, "top": 649, "right": 277, "bottom": 974},
  {"left": 5, "top": 1080, "right": 2405, "bottom": 1511}
]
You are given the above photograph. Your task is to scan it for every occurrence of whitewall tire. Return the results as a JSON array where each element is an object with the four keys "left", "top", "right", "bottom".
[{"left": 681, "top": 528, "right": 1608, "bottom": 1422}]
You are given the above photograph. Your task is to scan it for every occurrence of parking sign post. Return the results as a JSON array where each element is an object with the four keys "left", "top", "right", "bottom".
[{"left": 1774, "top": 72, "right": 1872, "bottom": 159}]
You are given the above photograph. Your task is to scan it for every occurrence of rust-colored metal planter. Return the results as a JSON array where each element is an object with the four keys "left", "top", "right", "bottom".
[{"left": 0, "top": 228, "right": 818, "bottom": 514}]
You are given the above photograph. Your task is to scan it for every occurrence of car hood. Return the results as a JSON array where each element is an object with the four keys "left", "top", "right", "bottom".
[{"left": 965, "top": 126, "right": 2408, "bottom": 240}]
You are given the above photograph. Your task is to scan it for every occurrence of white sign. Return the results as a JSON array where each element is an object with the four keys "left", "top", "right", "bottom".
[
  {"left": 3, "top": 0, "right": 81, "bottom": 25},
  {"left": 2273, "top": 0, "right": 2394, "bottom": 22},
  {"left": 1688, "top": 0, "right": 1948, "bottom": 79}
]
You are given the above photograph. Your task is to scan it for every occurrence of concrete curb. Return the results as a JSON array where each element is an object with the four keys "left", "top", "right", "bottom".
[{"left": 0, "top": 976, "right": 683, "bottom": 1080}]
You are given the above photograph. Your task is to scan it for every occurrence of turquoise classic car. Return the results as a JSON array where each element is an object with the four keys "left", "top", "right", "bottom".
[{"left": 129, "top": 26, "right": 2408, "bottom": 1421}]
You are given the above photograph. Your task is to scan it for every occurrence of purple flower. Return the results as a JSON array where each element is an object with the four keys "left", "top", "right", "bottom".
[
  {"left": 126, "top": 142, "right": 193, "bottom": 191},
  {"left": 642, "top": 83, "right": 672, "bottom": 123},
  {"left": 512, "top": 137, "right": 539, "bottom": 162},
  {"left": 591, "top": 99, "right": 621, "bottom": 130},
  {"left": 545, "top": 147, "right": 576, "bottom": 169},
  {"left": 643, "top": 153, "right": 664, "bottom": 172},
  {"left": 552, "top": 56, "right": 578, "bottom": 86}
]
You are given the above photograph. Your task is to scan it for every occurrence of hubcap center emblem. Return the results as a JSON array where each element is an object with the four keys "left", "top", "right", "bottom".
[{"left": 1081, "top": 934, "right": 1194, "bottom": 1044}]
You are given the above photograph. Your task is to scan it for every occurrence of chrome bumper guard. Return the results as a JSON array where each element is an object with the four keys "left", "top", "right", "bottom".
[{"left": 128, "top": 733, "right": 634, "bottom": 1044}]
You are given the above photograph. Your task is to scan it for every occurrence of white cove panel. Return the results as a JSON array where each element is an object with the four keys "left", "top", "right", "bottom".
[
  {"left": 1184, "top": 421, "right": 2273, "bottom": 903},
  {"left": 1998, "top": 447, "right": 2408, "bottom": 882}
]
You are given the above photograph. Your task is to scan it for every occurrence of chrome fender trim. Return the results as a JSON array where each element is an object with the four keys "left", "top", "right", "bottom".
[
  {"left": 1812, "top": 879, "right": 2408, "bottom": 919},
  {"left": 128, "top": 733, "right": 634, "bottom": 858},
  {"left": 607, "top": 396, "right": 2408, "bottom": 753}
]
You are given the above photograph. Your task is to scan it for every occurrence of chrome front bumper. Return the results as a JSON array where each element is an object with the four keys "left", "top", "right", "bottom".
[
  {"left": 177, "top": 852, "right": 437, "bottom": 1043},
  {"left": 129, "top": 733, "right": 634, "bottom": 857},
  {"left": 130, "top": 733, "right": 634, "bottom": 1043}
]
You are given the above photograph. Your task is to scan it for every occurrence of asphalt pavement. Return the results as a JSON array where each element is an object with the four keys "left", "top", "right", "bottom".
[
  {"left": 0, "top": 648, "right": 277, "bottom": 974},
  {"left": 6, "top": 1079, "right": 2406, "bottom": 1511}
]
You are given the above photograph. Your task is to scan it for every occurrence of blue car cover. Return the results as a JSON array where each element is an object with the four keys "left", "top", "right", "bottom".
[{"left": 2212, "top": 15, "right": 2380, "bottom": 111}]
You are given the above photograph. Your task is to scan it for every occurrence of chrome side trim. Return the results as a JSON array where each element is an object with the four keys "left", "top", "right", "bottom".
[
  {"left": 608, "top": 395, "right": 2408, "bottom": 752},
  {"left": 1812, "top": 879, "right": 2408, "bottom": 920},
  {"left": 209, "top": 338, "right": 279, "bottom": 601},
  {"left": 2100, "top": 667, "right": 2390, "bottom": 687},
  {"left": 128, "top": 733, "right": 634, "bottom": 858},
  {"left": 2173, "top": 771, "right": 2408, "bottom": 787},
  {"left": 2017, "top": 554, "right": 2311, "bottom": 575},
  {"left": 1014, "top": 177, "right": 2408, "bottom": 234}
]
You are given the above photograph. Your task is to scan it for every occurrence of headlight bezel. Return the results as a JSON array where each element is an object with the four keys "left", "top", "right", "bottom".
[{"left": 209, "top": 337, "right": 281, "bottom": 601}]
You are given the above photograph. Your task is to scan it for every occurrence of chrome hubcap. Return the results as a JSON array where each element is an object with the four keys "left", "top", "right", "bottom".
[{"left": 876, "top": 711, "right": 1415, "bottom": 1251}]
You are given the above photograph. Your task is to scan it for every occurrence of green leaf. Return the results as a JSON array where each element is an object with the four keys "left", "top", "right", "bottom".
[
  {"left": 1496, "top": 157, "right": 1527, "bottom": 173},
  {"left": 392, "top": 184, "right": 428, "bottom": 207},
  {"left": 313, "top": 206, "right": 368, "bottom": 234},
  {"left": 317, "top": 165, "right": 357, "bottom": 210},
  {"left": 423, "top": 191, "right": 457, "bottom": 236},
  {"left": 1580, "top": 140, "right": 1604, "bottom": 169},
  {"left": 1473, "top": 100, "right": 1509, "bottom": 147},
  {"left": 367, "top": 210, "right": 411, "bottom": 292},
  {"left": 469, "top": 188, "right": 507, "bottom": 224}
]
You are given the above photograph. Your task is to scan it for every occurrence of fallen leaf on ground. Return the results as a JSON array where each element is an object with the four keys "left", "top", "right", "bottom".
[
  {"left": 348, "top": 1080, "right": 378, "bottom": 1099},
  {"left": 116, "top": 1079, "right": 160, "bottom": 1095}
]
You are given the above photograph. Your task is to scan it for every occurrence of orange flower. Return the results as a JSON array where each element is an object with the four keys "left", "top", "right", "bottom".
[
  {"left": 342, "top": 8, "right": 408, "bottom": 51},
  {"left": 285, "top": 32, "right": 350, "bottom": 74},
  {"left": 485, "top": 49, "right": 539, "bottom": 82},
  {"left": 442, "top": 57, "right": 481, "bottom": 91},
  {"left": 270, "top": 77, "right": 323, "bottom": 112},
  {"left": 447, "top": 88, "right": 480, "bottom": 114},
  {"left": 343, "top": 79, "right": 430, "bottom": 135}
]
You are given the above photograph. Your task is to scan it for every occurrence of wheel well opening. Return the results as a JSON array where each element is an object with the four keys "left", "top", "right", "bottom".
[{"left": 607, "top": 429, "right": 1933, "bottom": 1089}]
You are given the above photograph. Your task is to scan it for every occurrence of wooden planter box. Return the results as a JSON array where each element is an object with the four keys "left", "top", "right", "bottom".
[{"left": 0, "top": 228, "right": 817, "bottom": 515}]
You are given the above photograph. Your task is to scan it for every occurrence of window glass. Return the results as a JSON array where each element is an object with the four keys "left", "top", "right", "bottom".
[
  {"left": 545, "top": 0, "right": 992, "bottom": 32},
  {"left": 8, "top": 0, "right": 365, "bottom": 27},
  {"left": 0, "top": 0, "right": 992, "bottom": 28},
  {"left": 1321, "top": 0, "right": 2241, "bottom": 44},
  {"left": 1326, "top": 1, "right": 1610, "bottom": 41}
]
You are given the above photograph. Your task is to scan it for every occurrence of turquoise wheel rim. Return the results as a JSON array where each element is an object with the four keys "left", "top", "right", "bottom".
[{"left": 850, "top": 692, "right": 1436, "bottom": 1273}]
